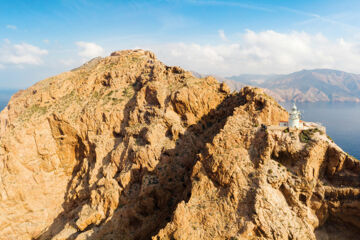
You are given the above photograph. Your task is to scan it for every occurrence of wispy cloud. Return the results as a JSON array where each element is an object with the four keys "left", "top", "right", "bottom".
[
  {"left": 0, "top": 39, "right": 48, "bottom": 67},
  {"left": 6, "top": 25, "right": 17, "bottom": 30},
  {"left": 188, "top": 2, "right": 360, "bottom": 34},
  {"left": 218, "top": 29, "right": 227, "bottom": 41},
  {"left": 279, "top": 6, "right": 360, "bottom": 33},
  {"left": 76, "top": 41, "right": 104, "bottom": 58},
  {"left": 277, "top": 6, "right": 320, "bottom": 18},
  {"left": 187, "top": 0, "right": 273, "bottom": 12}
]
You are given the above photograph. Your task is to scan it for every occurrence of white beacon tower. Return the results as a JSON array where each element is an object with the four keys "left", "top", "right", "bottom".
[{"left": 289, "top": 103, "right": 301, "bottom": 128}]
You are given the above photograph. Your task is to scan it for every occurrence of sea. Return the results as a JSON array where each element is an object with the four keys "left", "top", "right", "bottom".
[
  {"left": 0, "top": 101, "right": 7, "bottom": 110},
  {"left": 0, "top": 94, "right": 359, "bottom": 159},
  {"left": 282, "top": 102, "right": 360, "bottom": 159}
]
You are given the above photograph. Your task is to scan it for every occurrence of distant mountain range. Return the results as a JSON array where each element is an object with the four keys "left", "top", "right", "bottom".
[{"left": 203, "top": 69, "right": 360, "bottom": 103}]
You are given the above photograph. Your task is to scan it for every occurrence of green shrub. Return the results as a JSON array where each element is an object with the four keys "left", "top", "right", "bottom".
[
  {"left": 106, "top": 90, "right": 114, "bottom": 96},
  {"left": 299, "top": 128, "right": 322, "bottom": 143},
  {"left": 30, "top": 104, "right": 47, "bottom": 115},
  {"left": 122, "top": 86, "right": 134, "bottom": 98},
  {"left": 21, "top": 104, "right": 48, "bottom": 121},
  {"left": 92, "top": 91, "right": 100, "bottom": 99},
  {"left": 299, "top": 130, "right": 311, "bottom": 143}
]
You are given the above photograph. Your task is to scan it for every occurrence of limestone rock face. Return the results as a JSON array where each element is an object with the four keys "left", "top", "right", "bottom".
[{"left": 0, "top": 50, "right": 359, "bottom": 240}]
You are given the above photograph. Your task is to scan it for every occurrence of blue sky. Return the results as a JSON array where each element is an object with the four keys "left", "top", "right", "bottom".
[{"left": 1, "top": 0, "right": 360, "bottom": 88}]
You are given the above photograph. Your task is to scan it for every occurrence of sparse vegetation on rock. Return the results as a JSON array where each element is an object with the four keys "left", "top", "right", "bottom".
[{"left": 0, "top": 50, "right": 359, "bottom": 240}]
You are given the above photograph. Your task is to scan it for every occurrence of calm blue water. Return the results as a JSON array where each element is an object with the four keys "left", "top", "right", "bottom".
[
  {"left": 0, "top": 89, "right": 17, "bottom": 111},
  {"left": 0, "top": 101, "right": 7, "bottom": 111},
  {"left": 0, "top": 90, "right": 16, "bottom": 111},
  {"left": 282, "top": 102, "right": 360, "bottom": 159}
]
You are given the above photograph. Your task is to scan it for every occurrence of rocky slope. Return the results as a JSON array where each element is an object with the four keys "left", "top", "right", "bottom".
[
  {"left": 228, "top": 69, "right": 360, "bottom": 102},
  {"left": 0, "top": 50, "right": 359, "bottom": 240}
]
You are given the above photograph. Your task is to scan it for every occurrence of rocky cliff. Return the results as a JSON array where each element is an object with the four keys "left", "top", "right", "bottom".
[{"left": 0, "top": 50, "right": 359, "bottom": 240}]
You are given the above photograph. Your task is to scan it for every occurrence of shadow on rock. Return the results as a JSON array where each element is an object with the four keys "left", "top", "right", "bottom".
[
  {"left": 86, "top": 93, "right": 246, "bottom": 240},
  {"left": 35, "top": 84, "right": 246, "bottom": 240}
]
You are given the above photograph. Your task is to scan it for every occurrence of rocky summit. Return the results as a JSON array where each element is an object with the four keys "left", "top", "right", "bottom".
[{"left": 0, "top": 50, "right": 359, "bottom": 240}]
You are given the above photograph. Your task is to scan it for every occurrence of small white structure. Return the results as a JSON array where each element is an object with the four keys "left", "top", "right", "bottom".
[
  {"left": 289, "top": 103, "right": 301, "bottom": 128},
  {"left": 279, "top": 103, "right": 303, "bottom": 129}
]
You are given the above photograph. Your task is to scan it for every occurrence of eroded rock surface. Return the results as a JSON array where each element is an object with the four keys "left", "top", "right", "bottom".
[{"left": 0, "top": 50, "right": 359, "bottom": 240}]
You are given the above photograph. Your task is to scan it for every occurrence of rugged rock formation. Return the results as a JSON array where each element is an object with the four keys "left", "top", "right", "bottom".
[{"left": 0, "top": 50, "right": 359, "bottom": 240}]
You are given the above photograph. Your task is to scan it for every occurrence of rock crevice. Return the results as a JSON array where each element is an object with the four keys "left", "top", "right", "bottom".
[{"left": 0, "top": 50, "right": 358, "bottom": 240}]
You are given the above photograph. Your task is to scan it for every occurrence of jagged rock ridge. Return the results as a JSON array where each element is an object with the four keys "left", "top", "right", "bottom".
[{"left": 0, "top": 50, "right": 359, "bottom": 240}]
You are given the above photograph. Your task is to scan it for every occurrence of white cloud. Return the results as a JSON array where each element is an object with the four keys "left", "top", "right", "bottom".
[
  {"left": 0, "top": 40, "right": 48, "bottom": 66},
  {"left": 6, "top": 25, "right": 17, "bottom": 30},
  {"left": 218, "top": 29, "right": 227, "bottom": 41},
  {"left": 147, "top": 30, "right": 360, "bottom": 76},
  {"left": 76, "top": 41, "right": 104, "bottom": 58}
]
